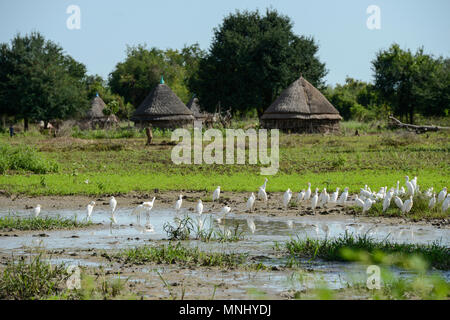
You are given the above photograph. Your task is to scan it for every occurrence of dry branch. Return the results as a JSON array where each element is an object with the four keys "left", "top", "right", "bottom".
[{"left": 388, "top": 116, "right": 450, "bottom": 134}]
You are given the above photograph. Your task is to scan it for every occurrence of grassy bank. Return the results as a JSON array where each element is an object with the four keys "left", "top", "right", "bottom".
[
  {"left": 0, "top": 124, "right": 448, "bottom": 196},
  {"left": 0, "top": 215, "right": 93, "bottom": 231}
]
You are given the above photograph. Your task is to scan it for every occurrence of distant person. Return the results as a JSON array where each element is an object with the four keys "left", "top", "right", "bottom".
[{"left": 9, "top": 125, "right": 14, "bottom": 137}]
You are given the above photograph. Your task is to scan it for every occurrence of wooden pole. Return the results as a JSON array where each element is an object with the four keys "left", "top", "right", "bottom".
[{"left": 145, "top": 127, "right": 153, "bottom": 145}]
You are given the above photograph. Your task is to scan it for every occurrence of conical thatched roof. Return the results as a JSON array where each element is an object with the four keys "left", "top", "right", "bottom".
[
  {"left": 87, "top": 95, "right": 107, "bottom": 119},
  {"left": 187, "top": 97, "right": 202, "bottom": 117},
  {"left": 131, "top": 84, "right": 194, "bottom": 122},
  {"left": 261, "top": 77, "right": 342, "bottom": 120}
]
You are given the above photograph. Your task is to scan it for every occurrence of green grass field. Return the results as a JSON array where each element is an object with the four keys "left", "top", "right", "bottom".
[{"left": 0, "top": 122, "right": 448, "bottom": 196}]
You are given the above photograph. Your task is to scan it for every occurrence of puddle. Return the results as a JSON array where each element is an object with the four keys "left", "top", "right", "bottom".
[{"left": 1, "top": 207, "right": 449, "bottom": 295}]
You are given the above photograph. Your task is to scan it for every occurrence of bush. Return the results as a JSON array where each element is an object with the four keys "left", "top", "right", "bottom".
[{"left": 0, "top": 144, "right": 59, "bottom": 174}]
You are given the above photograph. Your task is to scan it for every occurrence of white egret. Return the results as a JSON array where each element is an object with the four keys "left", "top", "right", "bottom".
[
  {"left": 442, "top": 195, "right": 450, "bottom": 212},
  {"left": 283, "top": 189, "right": 292, "bottom": 209},
  {"left": 395, "top": 181, "right": 400, "bottom": 196},
  {"left": 330, "top": 188, "right": 340, "bottom": 203},
  {"left": 382, "top": 194, "right": 391, "bottom": 212},
  {"left": 297, "top": 190, "right": 305, "bottom": 203},
  {"left": 424, "top": 187, "right": 434, "bottom": 198},
  {"left": 338, "top": 187, "right": 349, "bottom": 204},
  {"left": 258, "top": 187, "right": 268, "bottom": 204},
  {"left": 142, "top": 197, "right": 155, "bottom": 223},
  {"left": 401, "top": 196, "right": 413, "bottom": 214},
  {"left": 354, "top": 195, "right": 364, "bottom": 208},
  {"left": 428, "top": 194, "right": 436, "bottom": 209},
  {"left": 405, "top": 176, "right": 414, "bottom": 196},
  {"left": 196, "top": 199, "right": 204, "bottom": 215},
  {"left": 175, "top": 194, "right": 183, "bottom": 213},
  {"left": 393, "top": 196, "right": 403, "bottom": 209},
  {"left": 212, "top": 186, "right": 221, "bottom": 202},
  {"left": 311, "top": 188, "right": 319, "bottom": 213},
  {"left": 86, "top": 201, "right": 95, "bottom": 220},
  {"left": 110, "top": 196, "right": 117, "bottom": 214},
  {"left": 246, "top": 193, "right": 255, "bottom": 212},
  {"left": 362, "top": 198, "right": 374, "bottom": 214},
  {"left": 221, "top": 205, "right": 231, "bottom": 215},
  {"left": 247, "top": 218, "right": 256, "bottom": 234},
  {"left": 33, "top": 204, "right": 41, "bottom": 218},
  {"left": 304, "top": 183, "right": 312, "bottom": 201},
  {"left": 258, "top": 179, "right": 268, "bottom": 200},
  {"left": 437, "top": 187, "right": 447, "bottom": 203},
  {"left": 109, "top": 196, "right": 118, "bottom": 224},
  {"left": 411, "top": 176, "right": 418, "bottom": 192}
]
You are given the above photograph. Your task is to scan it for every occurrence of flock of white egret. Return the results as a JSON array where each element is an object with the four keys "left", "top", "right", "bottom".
[{"left": 29, "top": 176, "right": 448, "bottom": 236}]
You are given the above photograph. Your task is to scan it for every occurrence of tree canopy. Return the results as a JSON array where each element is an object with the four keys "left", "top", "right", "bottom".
[
  {"left": 108, "top": 44, "right": 205, "bottom": 108},
  {"left": 372, "top": 44, "right": 449, "bottom": 123},
  {"left": 188, "top": 8, "right": 328, "bottom": 116},
  {"left": 0, "top": 32, "right": 88, "bottom": 129}
]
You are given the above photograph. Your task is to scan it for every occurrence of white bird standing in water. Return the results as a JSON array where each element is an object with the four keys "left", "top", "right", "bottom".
[
  {"left": 283, "top": 189, "right": 292, "bottom": 209},
  {"left": 212, "top": 186, "right": 221, "bottom": 202},
  {"left": 109, "top": 196, "right": 117, "bottom": 224},
  {"left": 246, "top": 193, "right": 255, "bottom": 212},
  {"left": 338, "top": 187, "right": 349, "bottom": 204},
  {"left": 401, "top": 196, "right": 413, "bottom": 214},
  {"left": 411, "top": 176, "right": 418, "bottom": 192},
  {"left": 142, "top": 197, "right": 156, "bottom": 223},
  {"left": 311, "top": 188, "right": 319, "bottom": 213},
  {"left": 86, "top": 201, "right": 95, "bottom": 220},
  {"left": 304, "top": 183, "right": 312, "bottom": 201},
  {"left": 175, "top": 194, "right": 183, "bottom": 213},
  {"left": 247, "top": 218, "right": 256, "bottom": 234},
  {"left": 33, "top": 204, "right": 41, "bottom": 218},
  {"left": 428, "top": 194, "right": 436, "bottom": 209},
  {"left": 196, "top": 199, "right": 204, "bottom": 215},
  {"left": 437, "top": 187, "right": 447, "bottom": 203},
  {"left": 221, "top": 205, "right": 231, "bottom": 215}
]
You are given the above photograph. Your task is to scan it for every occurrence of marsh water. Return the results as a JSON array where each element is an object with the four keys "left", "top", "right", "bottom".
[{"left": 1, "top": 207, "right": 449, "bottom": 297}]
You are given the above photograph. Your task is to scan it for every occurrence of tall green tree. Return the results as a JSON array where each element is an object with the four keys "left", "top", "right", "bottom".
[
  {"left": 188, "top": 8, "right": 327, "bottom": 115},
  {"left": 372, "top": 44, "right": 449, "bottom": 123},
  {"left": 109, "top": 44, "right": 205, "bottom": 107},
  {"left": 0, "top": 32, "right": 88, "bottom": 130}
]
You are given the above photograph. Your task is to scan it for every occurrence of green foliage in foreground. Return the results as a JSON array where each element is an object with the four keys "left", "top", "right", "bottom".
[
  {"left": 283, "top": 233, "right": 450, "bottom": 270},
  {"left": 0, "top": 144, "right": 59, "bottom": 174},
  {"left": 0, "top": 215, "right": 93, "bottom": 231},
  {"left": 112, "top": 242, "right": 255, "bottom": 269},
  {"left": 0, "top": 254, "right": 69, "bottom": 300}
]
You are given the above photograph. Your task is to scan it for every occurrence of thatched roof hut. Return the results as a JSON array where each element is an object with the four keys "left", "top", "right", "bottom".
[
  {"left": 131, "top": 80, "right": 194, "bottom": 129},
  {"left": 261, "top": 76, "right": 342, "bottom": 133},
  {"left": 80, "top": 94, "right": 118, "bottom": 130}
]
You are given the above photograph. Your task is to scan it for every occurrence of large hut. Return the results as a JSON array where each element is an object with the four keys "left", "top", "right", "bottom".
[
  {"left": 260, "top": 76, "right": 342, "bottom": 133},
  {"left": 131, "top": 79, "right": 195, "bottom": 129},
  {"left": 80, "top": 94, "right": 118, "bottom": 130}
]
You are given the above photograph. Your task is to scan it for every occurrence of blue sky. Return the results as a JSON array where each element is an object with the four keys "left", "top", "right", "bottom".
[{"left": 0, "top": 0, "right": 449, "bottom": 86}]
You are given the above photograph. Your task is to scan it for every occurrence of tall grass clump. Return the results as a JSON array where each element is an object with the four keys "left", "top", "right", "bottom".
[
  {"left": 0, "top": 215, "right": 93, "bottom": 231},
  {"left": 0, "top": 144, "right": 59, "bottom": 174},
  {"left": 113, "top": 242, "right": 248, "bottom": 268},
  {"left": 0, "top": 254, "right": 69, "bottom": 300},
  {"left": 284, "top": 233, "right": 449, "bottom": 270}
]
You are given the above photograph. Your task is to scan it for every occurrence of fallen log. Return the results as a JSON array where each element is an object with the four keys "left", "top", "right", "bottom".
[{"left": 388, "top": 116, "right": 450, "bottom": 134}]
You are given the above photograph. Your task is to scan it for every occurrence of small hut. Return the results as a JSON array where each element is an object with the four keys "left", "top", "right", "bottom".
[
  {"left": 80, "top": 94, "right": 118, "bottom": 130},
  {"left": 131, "top": 78, "right": 195, "bottom": 129},
  {"left": 260, "top": 76, "right": 342, "bottom": 133}
]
